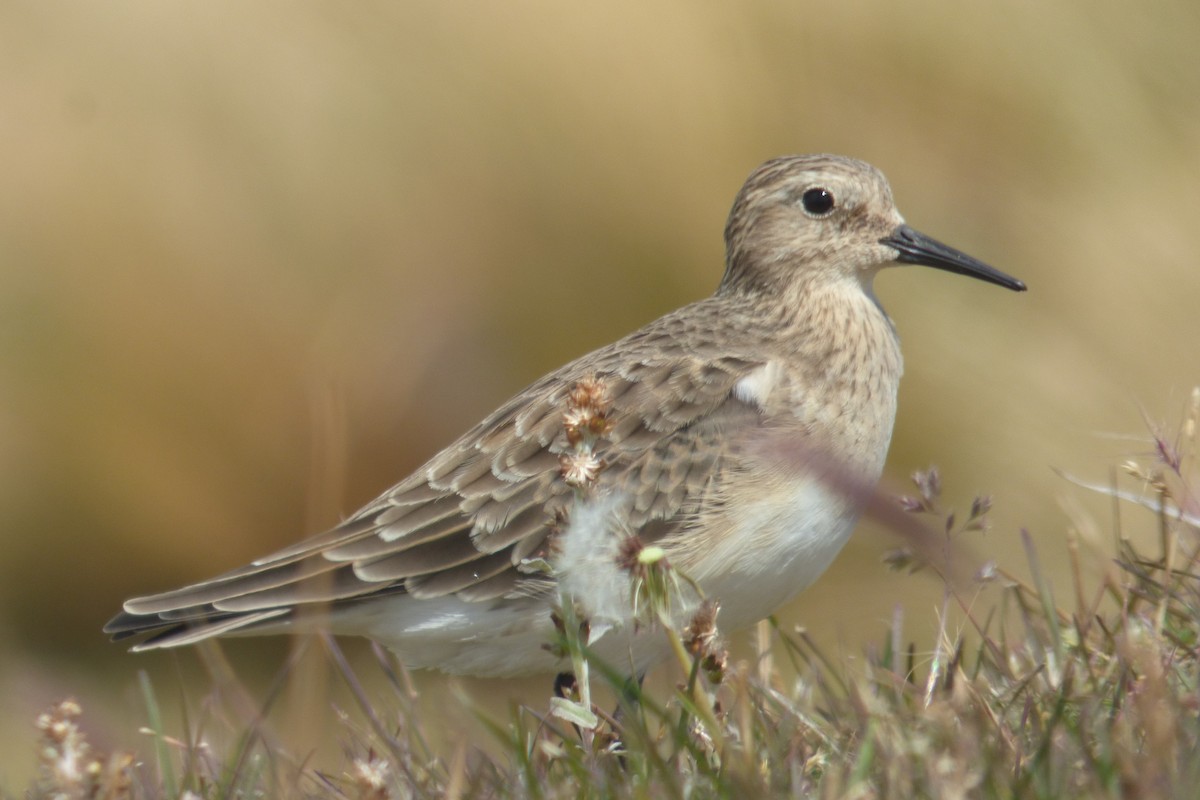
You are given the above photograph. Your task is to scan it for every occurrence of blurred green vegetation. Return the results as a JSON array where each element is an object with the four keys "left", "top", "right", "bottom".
[{"left": 1, "top": 0, "right": 1198, "bottom": 785}]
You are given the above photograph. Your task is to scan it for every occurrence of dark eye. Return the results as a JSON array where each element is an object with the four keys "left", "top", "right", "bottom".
[{"left": 801, "top": 187, "right": 835, "bottom": 217}]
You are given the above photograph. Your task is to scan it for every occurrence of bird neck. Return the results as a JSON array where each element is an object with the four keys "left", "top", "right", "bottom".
[
  {"left": 724, "top": 274, "right": 905, "bottom": 476},
  {"left": 785, "top": 275, "right": 902, "bottom": 382},
  {"left": 727, "top": 271, "right": 895, "bottom": 346}
]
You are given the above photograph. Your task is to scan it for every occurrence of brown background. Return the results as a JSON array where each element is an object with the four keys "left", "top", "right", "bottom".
[{"left": 1, "top": 0, "right": 1198, "bottom": 781}]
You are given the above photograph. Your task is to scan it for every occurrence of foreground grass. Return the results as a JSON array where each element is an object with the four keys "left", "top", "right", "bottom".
[{"left": 18, "top": 394, "right": 1200, "bottom": 798}]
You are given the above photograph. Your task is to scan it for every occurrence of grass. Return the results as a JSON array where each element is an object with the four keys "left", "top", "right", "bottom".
[{"left": 16, "top": 391, "right": 1200, "bottom": 799}]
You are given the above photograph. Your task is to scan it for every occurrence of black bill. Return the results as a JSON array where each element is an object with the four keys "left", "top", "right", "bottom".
[{"left": 880, "top": 224, "right": 1026, "bottom": 292}]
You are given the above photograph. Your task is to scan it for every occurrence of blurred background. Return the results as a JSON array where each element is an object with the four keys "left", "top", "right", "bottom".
[{"left": 2, "top": 0, "right": 1198, "bottom": 783}]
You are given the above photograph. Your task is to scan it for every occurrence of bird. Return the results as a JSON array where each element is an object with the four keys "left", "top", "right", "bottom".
[{"left": 105, "top": 154, "right": 1025, "bottom": 677}]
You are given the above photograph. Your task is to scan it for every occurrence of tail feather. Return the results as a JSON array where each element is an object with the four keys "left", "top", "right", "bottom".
[
  {"left": 103, "top": 582, "right": 413, "bottom": 651},
  {"left": 103, "top": 606, "right": 289, "bottom": 648}
]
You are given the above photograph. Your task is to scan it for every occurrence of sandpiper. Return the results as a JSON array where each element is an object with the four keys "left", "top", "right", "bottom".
[{"left": 106, "top": 154, "right": 1025, "bottom": 676}]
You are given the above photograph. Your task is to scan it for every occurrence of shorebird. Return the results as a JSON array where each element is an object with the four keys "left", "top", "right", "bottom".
[{"left": 105, "top": 154, "right": 1025, "bottom": 677}]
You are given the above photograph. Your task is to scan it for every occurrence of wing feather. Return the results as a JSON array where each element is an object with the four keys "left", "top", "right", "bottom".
[
  {"left": 106, "top": 300, "right": 771, "bottom": 649},
  {"left": 404, "top": 550, "right": 515, "bottom": 599},
  {"left": 452, "top": 569, "right": 524, "bottom": 602},
  {"left": 121, "top": 554, "right": 339, "bottom": 615},
  {"left": 214, "top": 564, "right": 382, "bottom": 612},
  {"left": 354, "top": 530, "right": 483, "bottom": 582}
]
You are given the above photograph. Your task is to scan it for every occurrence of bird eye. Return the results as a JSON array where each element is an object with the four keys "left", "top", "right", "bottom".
[{"left": 801, "top": 187, "right": 835, "bottom": 217}]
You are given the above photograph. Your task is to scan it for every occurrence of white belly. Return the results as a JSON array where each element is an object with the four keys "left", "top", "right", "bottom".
[{"left": 687, "top": 475, "right": 861, "bottom": 632}]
